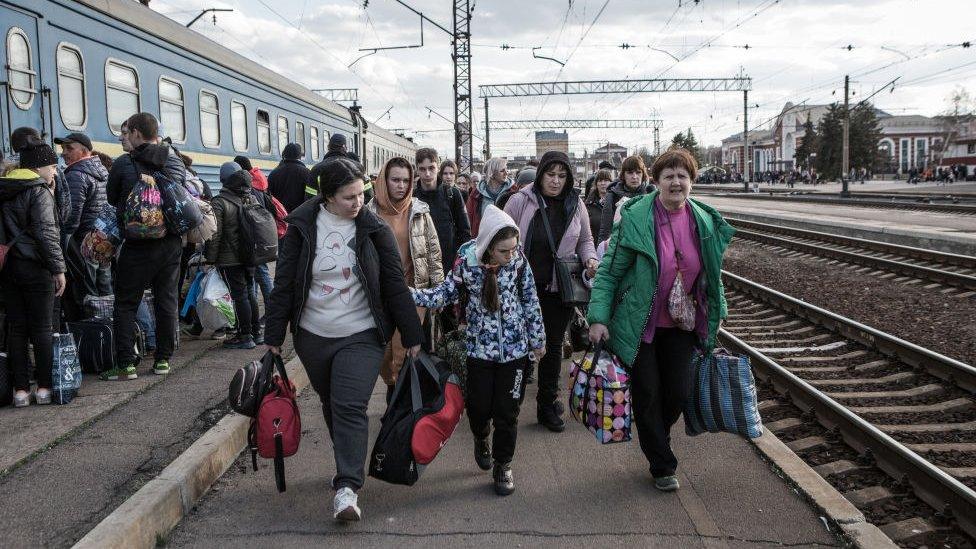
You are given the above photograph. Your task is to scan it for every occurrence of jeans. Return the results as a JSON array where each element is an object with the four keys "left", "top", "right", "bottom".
[
  {"left": 113, "top": 235, "right": 182, "bottom": 364},
  {"left": 535, "top": 290, "right": 574, "bottom": 409},
  {"left": 294, "top": 328, "right": 384, "bottom": 491},
  {"left": 252, "top": 263, "right": 273, "bottom": 308},
  {"left": 2, "top": 258, "right": 55, "bottom": 390},
  {"left": 631, "top": 328, "right": 698, "bottom": 477},
  {"left": 466, "top": 356, "right": 529, "bottom": 464},
  {"left": 220, "top": 265, "right": 260, "bottom": 338}
]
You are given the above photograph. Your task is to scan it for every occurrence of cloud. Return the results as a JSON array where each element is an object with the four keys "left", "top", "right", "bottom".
[{"left": 154, "top": 0, "right": 976, "bottom": 158}]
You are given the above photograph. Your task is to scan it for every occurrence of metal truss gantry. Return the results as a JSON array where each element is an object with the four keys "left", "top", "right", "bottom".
[
  {"left": 479, "top": 78, "right": 751, "bottom": 98},
  {"left": 312, "top": 88, "right": 359, "bottom": 104},
  {"left": 478, "top": 77, "right": 752, "bottom": 182},
  {"left": 487, "top": 119, "right": 663, "bottom": 130}
]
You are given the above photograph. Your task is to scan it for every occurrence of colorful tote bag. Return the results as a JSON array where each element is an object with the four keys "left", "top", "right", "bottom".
[
  {"left": 684, "top": 348, "right": 764, "bottom": 439},
  {"left": 569, "top": 342, "right": 632, "bottom": 444}
]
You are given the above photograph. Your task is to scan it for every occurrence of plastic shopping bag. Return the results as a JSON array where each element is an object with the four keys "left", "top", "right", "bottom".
[
  {"left": 52, "top": 332, "right": 82, "bottom": 405},
  {"left": 568, "top": 341, "right": 632, "bottom": 444},
  {"left": 197, "top": 269, "right": 236, "bottom": 332},
  {"left": 684, "top": 348, "right": 764, "bottom": 439}
]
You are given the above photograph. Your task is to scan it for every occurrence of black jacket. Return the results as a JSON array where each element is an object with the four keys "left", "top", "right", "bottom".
[
  {"left": 585, "top": 194, "right": 603, "bottom": 243},
  {"left": 263, "top": 197, "right": 422, "bottom": 349},
  {"left": 308, "top": 150, "right": 363, "bottom": 198},
  {"left": 268, "top": 143, "right": 310, "bottom": 213},
  {"left": 206, "top": 170, "right": 254, "bottom": 267},
  {"left": 0, "top": 170, "right": 67, "bottom": 274},
  {"left": 106, "top": 143, "right": 187, "bottom": 230},
  {"left": 598, "top": 180, "right": 652, "bottom": 242},
  {"left": 63, "top": 155, "right": 109, "bottom": 236},
  {"left": 413, "top": 182, "right": 471, "bottom": 272}
]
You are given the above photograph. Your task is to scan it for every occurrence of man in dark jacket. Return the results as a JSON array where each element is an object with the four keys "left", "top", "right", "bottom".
[
  {"left": 206, "top": 162, "right": 262, "bottom": 350},
  {"left": 597, "top": 155, "right": 652, "bottom": 242},
  {"left": 412, "top": 148, "right": 470, "bottom": 272},
  {"left": 104, "top": 112, "right": 186, "bottom": 380},
  {"left": 268, "top": 142, "right": 311, "bottom": 213},
  {"left": 56, "top": 132, "right": 111, "bottom": 318},
  {"left": 308, "top": 134, "right": 372, "bottom": 202}
]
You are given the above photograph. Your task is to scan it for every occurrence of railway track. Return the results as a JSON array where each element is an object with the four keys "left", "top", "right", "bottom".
[
  {"left": 697, "top": 192, "right": 976, "bottom": 215},
  {"left": 720, "top": 271, "right": 976, "bottom": 546},
  {"left": 727, "top": 217, "right": 976, "bottom": 294}
]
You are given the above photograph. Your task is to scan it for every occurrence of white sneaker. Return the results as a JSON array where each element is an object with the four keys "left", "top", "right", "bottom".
[
  {"left": 13, "top": 390, "right": 30, "bottom": 408},
  {"left": 34, "top": 388, "right": 52, "bottom": 405},
  {"left": 333, "top": 487, "right": 362, "bottom": 522}
]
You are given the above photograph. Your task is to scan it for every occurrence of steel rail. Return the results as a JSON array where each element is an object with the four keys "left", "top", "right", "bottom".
[
  {"left": 727, "top": 217, "right": 976, "bottom": 269},
  {"left": 722, "top": 271, "right": 976, "bottom": 393},
  {"left": 719, "top": 328, "right": 976, "bottom": 539},
  {"left": 711, "top": 193, "right": 976, "bottom": 214},
  {"left": 729, "top": 225, "right": 976, "bottom": 291}
]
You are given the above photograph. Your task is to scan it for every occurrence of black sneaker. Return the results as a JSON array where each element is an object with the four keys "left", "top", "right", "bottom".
[
  {"left": 253, "top": 332, "right": 265, "bottom": 346},
  {"left": 537, "top": 403, "right": 566, "bottom": 432},
  {"left": 474, "top": 437, "right": 492, "bottom": 471},
  {"left": 492, "top": 462, "right": 514, "bottom": 496},
  {"left": 223, "top": 335, "right": 256, "bottom": 350}
]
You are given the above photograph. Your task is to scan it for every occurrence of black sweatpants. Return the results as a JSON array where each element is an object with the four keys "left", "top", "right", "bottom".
[
  {"left": 536, "top": 291, "right": 574, "bottom": 408},
  {"left": 2, "top": 257, "right": 55, "bottom": 390},
  {"left": 219, "top": 265, "right": 260, "bottom": 338},
  {"left": 466, "top": 356, "right": 529, "bottom": 465},
  {"left": 113, "top": 235, "right": 182, "bottom": 364},
  {"left": 631, "top": 328, "right": 698, "bottom": 477},
  {"left": 294, "top": 328, "right": 384, "bottom": 491}
]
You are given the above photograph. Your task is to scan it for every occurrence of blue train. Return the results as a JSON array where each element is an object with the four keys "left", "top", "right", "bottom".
[{"left": 0, "top": 0, "right": 418, "bottom": 184}]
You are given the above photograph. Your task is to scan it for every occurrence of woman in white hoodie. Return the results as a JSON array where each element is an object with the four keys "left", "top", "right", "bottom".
[{"left": 412, "top": 206, "right": 545, "bottom": 496}]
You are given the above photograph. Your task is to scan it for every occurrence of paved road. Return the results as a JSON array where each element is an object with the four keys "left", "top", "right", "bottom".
[
  {"left": 168, "top": 368, "right": 841, "bottom": 548},
  {"left": 0, "top": 335, "right": 293, "bottom": 548}
]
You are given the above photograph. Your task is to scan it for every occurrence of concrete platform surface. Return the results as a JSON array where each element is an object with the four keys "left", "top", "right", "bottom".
[
  {"left": 699, "top": 195, "right": 976, "bottom": 256},
  {"left": 700, "top": 180, "right": 976, "bottom": 195},
  {"left": 168, "top": 370, "right": 842, "bottom": 548}
]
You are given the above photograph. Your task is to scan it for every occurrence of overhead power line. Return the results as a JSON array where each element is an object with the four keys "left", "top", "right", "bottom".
[{"left": 487, "top": 119, "right": 663, "bottom": 130}]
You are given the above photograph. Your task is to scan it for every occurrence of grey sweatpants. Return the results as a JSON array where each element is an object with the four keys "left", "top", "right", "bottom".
[{"left": 294, "top": 327, "right": 384, "bottom": 491}]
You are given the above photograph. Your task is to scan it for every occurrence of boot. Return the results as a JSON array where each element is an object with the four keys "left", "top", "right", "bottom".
[
  {"left": 473, "top": 436, "right": 492, "bottom": 471},
  {"left": 492, "top": 462, "right": 514, "bottom": 496},
  {"left": 537, "top": 402, "right": 565, "bottom": 432}
]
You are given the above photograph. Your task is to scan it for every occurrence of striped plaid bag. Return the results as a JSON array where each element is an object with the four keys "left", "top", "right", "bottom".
[{"left": 684, "top": 348, "right": 764, "bottom": 439}]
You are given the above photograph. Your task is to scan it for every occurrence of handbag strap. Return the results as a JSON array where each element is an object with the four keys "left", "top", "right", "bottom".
[{"left": 533, "top": 190, "right": 561, "bottom": 262}]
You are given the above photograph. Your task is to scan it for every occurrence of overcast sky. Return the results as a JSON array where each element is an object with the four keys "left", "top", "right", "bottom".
[{"left": 152, "top": 0, "right": 976, "bottom": 158}]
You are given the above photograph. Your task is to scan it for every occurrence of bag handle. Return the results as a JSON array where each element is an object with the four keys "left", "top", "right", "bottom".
[
  {"left": 408, "top": 357, "right": 424, "bottom": 414},
  {"left": 533, "top": 189, "right": 561, "bottom": 262},
  {"left": 584, "top": 339, "right": 621, "bottom": 383}
]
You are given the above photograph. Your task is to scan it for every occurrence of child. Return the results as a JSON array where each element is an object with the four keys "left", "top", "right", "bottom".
[{"left": 412, "top": 205, "right": 545, "bottom": 496}]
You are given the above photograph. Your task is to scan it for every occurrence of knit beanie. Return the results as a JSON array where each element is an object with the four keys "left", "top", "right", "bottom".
[
  {"left": 233, "top": 155, "right": 252, "bottom": 171},
  {"left": 18, "top": 142, "right": 58, "bottom": 170},
  {"left": 219, "top": 161, "right": 241, "bottom": 182}
]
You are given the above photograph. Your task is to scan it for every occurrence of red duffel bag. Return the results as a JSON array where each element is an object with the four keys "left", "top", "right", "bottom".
[
  {"left": 412, "top": 353, "right": 464, "bottom": 465},
  {"left": 249, "top": 358, "right": 301, "bottom": 492}
]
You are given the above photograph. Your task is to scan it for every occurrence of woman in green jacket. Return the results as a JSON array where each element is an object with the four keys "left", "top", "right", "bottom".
[{"left": 587, "top": 148, "right": 734, "bottom": 492}]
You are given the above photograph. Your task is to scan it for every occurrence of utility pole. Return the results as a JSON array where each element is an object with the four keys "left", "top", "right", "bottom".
[
  {"left": 841, "top": 74, "right": 851, "bottom": 197},
  {"left": 743, "top": 89, "right": 750, "bottom": 191},
  {"left": 452, "top": 0, "right": 473, "bottom": 173},
  {"left": 483, "top": 97, "right": 491, "bottom": 159}
]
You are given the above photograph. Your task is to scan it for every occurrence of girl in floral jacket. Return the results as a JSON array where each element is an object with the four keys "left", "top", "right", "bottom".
[{"left": 412, "top": 205, "right": 545, "bottom": 497}]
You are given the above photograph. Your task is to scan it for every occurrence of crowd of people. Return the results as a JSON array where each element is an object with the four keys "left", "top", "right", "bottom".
[{"left": 0, "top": 115, "right": 732, "bottom": 524}]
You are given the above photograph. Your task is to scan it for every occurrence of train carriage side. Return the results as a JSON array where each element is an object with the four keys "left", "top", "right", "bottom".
[
  {"left": 1, "top": 0, "right": 358, "bottom": 188},
  {"left": 363, "top": 124, "right": 417, "bottom": 176}
]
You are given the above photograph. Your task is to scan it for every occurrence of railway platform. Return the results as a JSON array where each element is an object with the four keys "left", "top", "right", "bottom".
[
  {"left": 699, "top": 194, "right": 976, "bottom": 256},
  {"left": 162, "top": 372, "right": 844, "bottom": 548}
]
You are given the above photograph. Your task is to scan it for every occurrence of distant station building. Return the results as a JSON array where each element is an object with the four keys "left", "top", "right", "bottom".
[
  {"left": 592, "top": 142, "right": 627, "bottom": 165},
  {"left": 535, "top": 130, "right": 569, "bottom": 158},
  {"left": 720, "top": 102, "right": 959, "bottom": 177}
]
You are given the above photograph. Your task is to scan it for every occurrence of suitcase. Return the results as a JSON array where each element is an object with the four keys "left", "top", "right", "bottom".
[{"left": 67, "top": 318, "right": 115, "bottom": 374}]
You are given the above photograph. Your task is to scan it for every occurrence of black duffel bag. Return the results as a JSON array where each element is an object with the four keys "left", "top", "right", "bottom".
[{"left": 229, "top": 350, "right": 283, "bottom": 417}]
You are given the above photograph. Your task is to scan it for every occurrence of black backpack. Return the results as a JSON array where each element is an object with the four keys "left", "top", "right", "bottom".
[
  {"left": 228, "top": 350, "right": 281, "bottom": 418},
  {"left": 235, "top": 194, "right": 278, "bottom": 265}
]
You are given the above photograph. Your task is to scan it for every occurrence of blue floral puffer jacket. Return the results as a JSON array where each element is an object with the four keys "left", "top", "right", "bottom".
[{"left": 412, "top": 240, "right": 546, "bottom": 363}]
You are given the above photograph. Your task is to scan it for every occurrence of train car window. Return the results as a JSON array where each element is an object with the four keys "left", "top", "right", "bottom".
[
  {"left": 277, "top": 115, "right": 288, "bottom": 154},
  {"left": 158, "top": 78, "right": 186, "bottom": 143},
  {"left": 7, "top": 28, "right": 36, "bottom": 109},
  {"left": 295, "top": 121, "right": 306, "bottom": 159},
  {"left": 105, "top": 60, "right": 140, "bottom": 134},
  {"left": 310, "top": 126, "right": 320, "bottom": 160},
  {"left": 256, "top": 110, "right": 271, "bottom": 154},
  {"left": 199, "top": 90, "right": 220, "bottom": 148},
  {"left": 231, "top": 100, "right": 247, "bottom": 152},
  {"left": 56, "top": 43, "right": 86, "bottom": 129}
]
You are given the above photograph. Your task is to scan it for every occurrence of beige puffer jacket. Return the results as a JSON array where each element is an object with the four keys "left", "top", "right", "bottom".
[{"left": 368, "top": 197, "right": 444, "bottom": 289}]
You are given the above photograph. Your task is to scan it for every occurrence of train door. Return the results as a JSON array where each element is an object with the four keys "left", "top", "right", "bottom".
[{"left": 0, "top": 5, "right": 43, "bottom": 155}]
